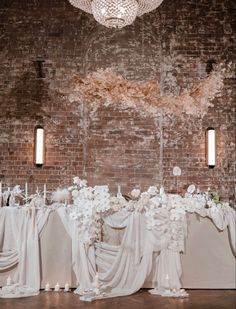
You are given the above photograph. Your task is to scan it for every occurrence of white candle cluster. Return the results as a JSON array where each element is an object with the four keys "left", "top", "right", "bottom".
[{"left": 44, "top": 282, "right": 70, "bottom": 292}]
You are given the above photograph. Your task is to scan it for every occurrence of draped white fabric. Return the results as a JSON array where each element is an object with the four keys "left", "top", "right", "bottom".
[
  {"left": 57, "top": 208, "right": 186, "bottom": 299},
  {"left": 0, "top": 250, "right": 18, "bottom": 270},
  {"left": 56, "top": 207, "right": 96, "bottom": 291},
  {"left": 194, "top": 206, "right": 236, "bottom": 256},
  {"left": 56, "top": 202, "right": 235, "bottom": 300},
  {"left": 0, "top": 207, "right": 51, "bottom": 291},
  {"left": 0, "top": 198, "right": 235, "bottom": 300}
]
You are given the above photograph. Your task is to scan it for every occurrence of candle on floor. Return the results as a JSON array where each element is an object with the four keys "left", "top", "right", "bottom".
[
  {"left": 64, "top": 283, "right": 70, "bottom": 292},
  {"left": 165, "top": 274, "right": 170, "bottom": 289},
  {"left": 6, "top": 276, "right": 12, "bottom": 286},
  {"left": 45, "top": 283, "right": 51, "bottom": 292},
  {"left": 54, "top": 283, "right": 60, "bottom": 292}
]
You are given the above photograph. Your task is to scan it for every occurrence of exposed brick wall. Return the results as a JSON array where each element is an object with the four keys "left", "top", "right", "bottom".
[{"left": 0, "top": 0, "right": 235, "bottom": 201}]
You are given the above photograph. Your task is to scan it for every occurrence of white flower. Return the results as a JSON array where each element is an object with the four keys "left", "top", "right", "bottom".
[
  {"left": 131, "top": 189, "right": 141, "bottom": 198},
  {"left": 72, "top": 189, "right": 79, "bottom": 198},
  {"left": 173, "top": 166, "right": 182, "bottom": 176},
  {"left": 12, "top": 185, "right": 22, "bottom": 195},
  {"left": 147, "top": 186, "right": 158, "bottom": 196},
  {"left": 140, "top": 192, "right": 149, "bottom": 198},
  {"left": 73, "top": 176, "right": 87, "bottom": 188},
  {"left": 187, "top": 184, "right": 196, "bottom": 194},
  {"left": 73, "top": 176, "right": 80, "bottom": 185},
  {"left": 79, "top": 179, "right": 88, "bottom": 188}
]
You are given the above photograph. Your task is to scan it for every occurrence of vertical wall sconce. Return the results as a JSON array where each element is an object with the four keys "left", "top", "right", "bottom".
[
  {"left": 206, "top": 127, "right": 216, "bottom": 168},
  {"left": 34, "top": 125, "right": 45, "bottom": 166}
]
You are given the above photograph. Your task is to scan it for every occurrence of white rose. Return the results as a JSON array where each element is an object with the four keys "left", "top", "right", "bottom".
[
  {"left": 131, "top": 189, "right": 141, "bottom": 198},
  {"left": 72, "top": 189, "right": 79, "bottom": 198},
  {"left": 173, "top": 166, "right": 182, "bottom": 176},
  {"left": 73, "top": 176, "right": 80, "bottom": 185},
  {"left": 147, "top": 186, "right": 158, "bottom": 196},
  {"left": 79, "top": 179, "right": 88, "bottom": 188}
]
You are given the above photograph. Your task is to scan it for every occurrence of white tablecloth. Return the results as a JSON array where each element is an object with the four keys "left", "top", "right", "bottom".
[{"left": 0, "top": 208, "right": 235, "bottom": 289}]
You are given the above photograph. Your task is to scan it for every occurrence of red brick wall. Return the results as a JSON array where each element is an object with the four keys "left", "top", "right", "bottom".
[{"left": 0, "top": 0, "right": 235, "bottom": 200}]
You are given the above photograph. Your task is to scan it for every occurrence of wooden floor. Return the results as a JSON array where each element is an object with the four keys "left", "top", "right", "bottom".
[{"left": 0, "top": 289, "right": 235, "bottom": 309}]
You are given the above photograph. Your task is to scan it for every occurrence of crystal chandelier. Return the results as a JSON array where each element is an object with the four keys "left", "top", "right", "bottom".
[{"left": 68, "top": 0, "right": 164, "bottom": 29}]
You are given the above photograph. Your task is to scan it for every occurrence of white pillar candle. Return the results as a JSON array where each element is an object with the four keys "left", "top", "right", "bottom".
[
  {"left": 160, "top": 186, "right": 165, "bottom": 196},
  {"left": 0, "top": 182, "right": 2, "bottom": 207},
  {"left": 117, "top": 185, "right": 122, "bottom": 198},
  {"left": 6, "top": 276, "right": 12, "bottom": 286},
  {"left": 54, "top": 282, "right": 60, "bottom": 292},
  {"left": 165, "top": 274, "right": 170, "bottom": 289},
  {"left": 45, "top": 283, "right": 50, "bottom": 292},
  {"left": 43, "top": 184, "right": 46, "bottom": 204},
  {"left": 64, "top": 283, "right": 70, "bottom": 292},
  {"left": 94, "top": 273, "right": 99, "bottom": 286},
  {"left": 25, "top": 182, "right": 28, "bottom": 204}
]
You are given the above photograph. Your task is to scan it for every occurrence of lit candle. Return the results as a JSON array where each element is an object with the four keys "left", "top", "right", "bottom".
[
  {"left": 43, "top": 184, "right": 46, "bottom": 204},
  {"left": 6, "top": 276, "right": 12, "bottom": 286},
  {"left": 64, "top": 283, "right": 70, "bottom": 292},
  {"left": 45, "top": 283, "right": 50, "bottom": 292},
  {"left": 54, "top": 282, "right": 60, "bottom": 292},
  {"left": 25, "top": 182, "right": 28, "bottom": 204}
]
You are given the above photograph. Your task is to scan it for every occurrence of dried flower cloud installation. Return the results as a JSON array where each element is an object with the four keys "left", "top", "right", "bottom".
[{"left": 69, "top": 63, "right": 230, "bottom": 117}]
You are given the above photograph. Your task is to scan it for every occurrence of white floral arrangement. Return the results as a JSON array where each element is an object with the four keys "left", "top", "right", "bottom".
[
  {"left": 1, "top": 178, "right": 233, "bottom": 250},
  {"left": 68, "top": 177, "right": 112, "bottom": 245}
]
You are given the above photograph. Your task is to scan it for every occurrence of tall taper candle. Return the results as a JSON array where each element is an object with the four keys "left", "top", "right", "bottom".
[
  {"left": 117, "top": 184, "right": 122, "bottom": 198},
  {"left": 25, "top": 182, "right": 28, "bottom": 204},
  {"left": 43, "top": 184, "right": 46, "bottom": 204},
  {"left": 0, "top": 181, "right": 2, "bottom": 207}
]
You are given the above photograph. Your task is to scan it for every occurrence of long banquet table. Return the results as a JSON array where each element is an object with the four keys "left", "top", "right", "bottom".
[{"left": 0, "top": 208, "right": 235, "bottom": 289}]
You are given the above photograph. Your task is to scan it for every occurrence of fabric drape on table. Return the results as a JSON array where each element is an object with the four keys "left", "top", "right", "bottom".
[
  {"left": 93, "top": 210, "right": 181, "bottom": 299},
  {"left": 56, "top": 207, "right": 96, "bottom": 291},
  {"left": 0, "top": 207, "right": 51, "bottom": 290},
  {"left": 95, "top": 212, "right": 153, "bottom": 298},
  {"left": 0, "top": 251, "right": 18, "bottom": 270},
  {"left": 195, "top": 206, "right": 236, "bottom": 256},
  {"left": 156, "top": 248, "right": 182, "bottom": 290},
  {"left": 0, "top": 208, "right": 19, "bottom": 270}
]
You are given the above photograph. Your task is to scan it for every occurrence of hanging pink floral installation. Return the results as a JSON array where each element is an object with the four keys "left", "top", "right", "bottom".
[{"left": 70, "top": 64, "right": 229, "bottom": 116}]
